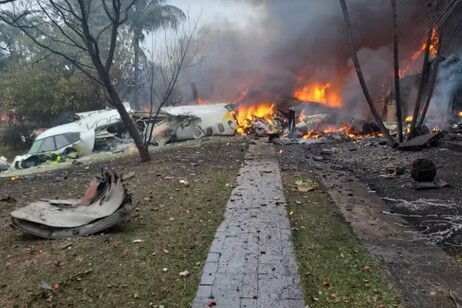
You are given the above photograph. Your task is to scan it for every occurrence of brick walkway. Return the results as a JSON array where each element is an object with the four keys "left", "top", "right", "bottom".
[{"left": 192, "top": 143, "right": 306, "bottom": 308}]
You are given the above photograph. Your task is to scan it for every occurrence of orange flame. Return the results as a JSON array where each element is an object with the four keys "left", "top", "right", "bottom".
[
  {"left": 298, "top": 110, "right": 306, "bottom": 122},
  {"left": 302, "top": 124, "right": 381, "bottom": 140},
  {"left": 235, "top": 103, "right": 276, "bottom": 135},
  {"left": 294, "top": 82, "right": 341, "bottom": 108},
  {"left": 197, "top": 98, "right": 208, "bottom": 105},
  {"left": 400, "top": 27, "right": 439, "bottom": 78}
]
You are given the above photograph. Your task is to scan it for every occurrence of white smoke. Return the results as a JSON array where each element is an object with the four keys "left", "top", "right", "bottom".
[{"left": 427, "top": 54, "right": 462, "bottom": 126}]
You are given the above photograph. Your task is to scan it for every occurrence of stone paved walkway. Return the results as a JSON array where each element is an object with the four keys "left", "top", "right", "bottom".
[{"left": 193, "top": 143, "right": 306, "bottom": 308}]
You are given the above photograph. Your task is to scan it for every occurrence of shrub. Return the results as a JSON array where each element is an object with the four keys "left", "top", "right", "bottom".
[{"left": 2, "top": 124, "right": 35, "bottom": 149}]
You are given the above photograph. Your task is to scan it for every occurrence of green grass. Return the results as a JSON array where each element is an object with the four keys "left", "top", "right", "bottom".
[
  {"left": 282, "top": 171, "right": 402, "bottom": 308},
  {"left": 1, "top": 159, "right": 241, "bottom": 307}
]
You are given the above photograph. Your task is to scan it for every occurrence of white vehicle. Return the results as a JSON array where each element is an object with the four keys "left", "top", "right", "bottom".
[{"left": 11, "top": 103, "right": 131, "bottom": 170}]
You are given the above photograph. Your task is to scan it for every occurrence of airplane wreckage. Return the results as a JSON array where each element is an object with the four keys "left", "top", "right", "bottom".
[
  {"left": 5, "top": 103, "right": 237, "bottom": 171},
  {"left": 10, "top": 171, "right": 135, "bottom": 239}
]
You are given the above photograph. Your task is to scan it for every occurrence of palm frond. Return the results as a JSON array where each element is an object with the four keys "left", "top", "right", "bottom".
[{"left": 128, "top": 1, "right": 185, "bottom": 33}]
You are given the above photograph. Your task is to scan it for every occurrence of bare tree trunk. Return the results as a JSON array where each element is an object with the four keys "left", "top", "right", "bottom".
[
  {"left": 391, "top": 0, "right": 403, "bottom": 142},
  {"left": 409, "top": 27, "right": 433, "bottom": 138},
  {"left": 339, "top": 0, "right": 395, "bottom": 146},
  {"left": 133, "top": 28, "right": 142, "bottom": 111},
  {"left": 96, "top": 67, "right": 150, "bottom": 161},
  {"left": 104, "top": 75, "right": 150, "bottom": 162},
  {"left": 418, "top": 28, "right": 444, "bottom": 128}
]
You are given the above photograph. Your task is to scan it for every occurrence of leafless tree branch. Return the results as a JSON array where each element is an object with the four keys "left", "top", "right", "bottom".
[{"left": 144, "top": 17, "right": 201, "bottom": 145}]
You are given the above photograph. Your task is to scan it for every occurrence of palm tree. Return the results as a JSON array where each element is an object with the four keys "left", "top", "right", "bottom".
[{"left": 128, "top": 0, "right": 185, "bottom": 111}]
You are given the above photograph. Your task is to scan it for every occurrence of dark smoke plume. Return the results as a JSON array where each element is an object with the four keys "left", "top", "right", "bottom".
[{"left": 180, "top": 0, "right": 431, "bottom": 119}]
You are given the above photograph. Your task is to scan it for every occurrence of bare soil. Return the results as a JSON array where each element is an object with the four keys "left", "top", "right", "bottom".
[{"left": 0, "top": 138, "right": 247, "bottom": 307}]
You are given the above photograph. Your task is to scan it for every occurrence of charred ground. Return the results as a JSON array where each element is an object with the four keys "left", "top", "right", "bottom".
[{"left": 277, "top": 139, "right": 462, "bottom": 254}]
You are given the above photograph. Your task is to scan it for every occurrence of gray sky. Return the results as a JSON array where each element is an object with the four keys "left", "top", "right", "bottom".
[{"left": 144, "top": 0, "right": 267, "bottom": 56}]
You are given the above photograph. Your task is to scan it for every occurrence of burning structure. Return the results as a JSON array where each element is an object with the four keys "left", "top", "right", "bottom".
[
  {"left": 4, "top": 1, "right": 462, "bottom": 174},
  {"left": 173, "top": 1, "right": 462, "bottom": 138}
]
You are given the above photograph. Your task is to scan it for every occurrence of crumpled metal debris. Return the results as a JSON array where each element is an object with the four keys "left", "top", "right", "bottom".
[
  {"left": 296, "top": 114, "right": 330, "bottom": 135},
  {"left": 136, "top": 103, "right": 236, "bottom": 146},
  {"left": 10, "top": 171, "right": 134, "bottom": 239}
]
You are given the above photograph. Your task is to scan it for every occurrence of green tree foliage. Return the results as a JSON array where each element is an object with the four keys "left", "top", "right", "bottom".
[
  {"left": 0, "top": 7, "right": 133, "bottom": 127},
  {"left": 0, "top": 61, "right": 105, "bottom": 126},
  {"left": 2, "top": 123, "right": 34, "bottom": 149}
]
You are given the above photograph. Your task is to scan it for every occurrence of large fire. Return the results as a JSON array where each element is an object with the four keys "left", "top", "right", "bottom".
[
  {"left": 293, "top": 82, "right": 342, "bottom": 108},
  {"left": 400, "top": 27, "right": 440, "bottom": 78},
  {"left": 235, "top": 103, "right": 276, "bottom": 135},
  {"left": 301, "top": 125, "right": 381, "bottom": 140},
  {"left": 233, "top": 101, "right": 381, "bottom": 140}
]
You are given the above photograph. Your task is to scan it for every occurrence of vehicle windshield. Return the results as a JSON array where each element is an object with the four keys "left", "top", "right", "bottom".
[
  {"left": 28, "top": 133, "right": 80, "bottom": 154},
  {"left": 28, "top": 139, "right": 43, "bottom": 154}
]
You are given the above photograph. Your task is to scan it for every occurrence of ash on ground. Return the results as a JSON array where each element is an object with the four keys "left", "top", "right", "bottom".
[{"left": 277, "top": 138, "right": 462, "bottom": 253}]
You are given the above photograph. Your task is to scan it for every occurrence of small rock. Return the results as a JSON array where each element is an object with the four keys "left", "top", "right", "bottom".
[
  {"left": 121, "top": 172, "right": 136, "bottom": 181},
  {"left": 179, "top": 270, "right": 190, "bottom": 277},
  {"left": 313, "top": 156, "right": 324, "bottom": 162}
]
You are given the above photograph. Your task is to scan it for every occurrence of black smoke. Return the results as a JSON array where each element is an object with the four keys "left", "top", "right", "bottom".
[{"left": 180, "top": 0, "right": 431, "bottom": 119}]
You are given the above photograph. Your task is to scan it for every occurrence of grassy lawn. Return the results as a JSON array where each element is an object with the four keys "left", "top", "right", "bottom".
[
  {"left": 282, "top": 171, "right": 402, "bottom": 308},
  {"left": 0, "top": 139, "right": 245, "bottom": 307}
]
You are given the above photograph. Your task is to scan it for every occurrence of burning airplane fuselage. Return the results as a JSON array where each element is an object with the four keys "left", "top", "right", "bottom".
[
  {"left": 205, "top": 22, "right": 453, "bottom": 139},
  {"left": 178, "top": 1, "right": 462, "bottom": 135}
]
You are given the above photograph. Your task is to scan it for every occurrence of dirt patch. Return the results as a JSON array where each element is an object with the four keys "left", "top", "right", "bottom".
[{"left": 0, "top": 138, "right": 247, "bottom": 307}]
